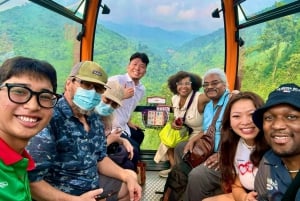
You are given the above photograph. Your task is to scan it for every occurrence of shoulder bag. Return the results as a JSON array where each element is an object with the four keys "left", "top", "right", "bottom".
[{"left": 183, "top": 106, "right": 222, "bottom": 168}]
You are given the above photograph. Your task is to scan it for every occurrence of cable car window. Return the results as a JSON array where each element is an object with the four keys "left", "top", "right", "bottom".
[
  {"left": 95, "top": 1, "right": 224, "bottom": 150},
  {"left": 0, "top": 0, "right": 81, "bottom": 92},
  {"left": 95, "top": 0, "right": 224, "bottom": 98},
  {"left": 238, "top": 0, "right": 298, "bottom": 21},
  {"left": 51, "top": 0, "right": 86, "bottom": 19}
]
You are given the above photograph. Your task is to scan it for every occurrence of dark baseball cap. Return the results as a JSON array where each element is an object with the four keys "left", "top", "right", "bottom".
[{"left": 253, "top": 83, "right": 300, "bottom": 129}]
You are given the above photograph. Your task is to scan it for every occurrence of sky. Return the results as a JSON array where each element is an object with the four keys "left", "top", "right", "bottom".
[
  {"left": 0, "top": 0, "right": 279, "bottom": 35},
  {"left": 100, "top": 0, "right": 224, "bottom": 35}
]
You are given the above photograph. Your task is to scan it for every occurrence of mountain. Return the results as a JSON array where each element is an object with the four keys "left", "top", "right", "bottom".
[{"left": 100, "top": 21, "right": 199, "bottom": 57}]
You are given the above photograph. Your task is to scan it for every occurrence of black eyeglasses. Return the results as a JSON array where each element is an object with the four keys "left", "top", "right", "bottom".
[
  {"left": 0, "top": 83, "right": 61, "bottom": 108},
  {"left": 73, "top": 77, "right": 106, "bottom": 94}
]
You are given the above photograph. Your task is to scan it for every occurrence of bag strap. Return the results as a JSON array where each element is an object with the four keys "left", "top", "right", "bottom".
[
  {"left": 209, "top": 106, "right": 222, "bottom": 129},
  {"left": 182, "top": 91, "right": 196, "bottom": 123},
  {"left": 281, "top": 171, "right": 300, "bottom": 201},
  {"left": 205, "top": 106, "right": 222, "bottom": 148}
]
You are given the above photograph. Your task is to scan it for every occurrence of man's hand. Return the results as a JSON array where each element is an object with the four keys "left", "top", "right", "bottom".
[
  {"left": 123, "top": 84, "right": 135, "bottom": 99},
  {"left": 183, "top": 133, "right": 203, "bottom": 154},
  {"left": 121, "top": 138, "right": 134, "bottom": 160},
  {"left": 68, "top": 188, "right": 103, "bottom": 201},
  {"left": 204, "top": 153, "right": 220, "bottom": 170},
  {"left": 124, "top": 169, "right": 142, "bottom": 201}
]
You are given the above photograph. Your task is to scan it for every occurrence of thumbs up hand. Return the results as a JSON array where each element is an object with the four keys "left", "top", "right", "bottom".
[{"left": 123, "top": 84, "right": 134, "bottom": 99}]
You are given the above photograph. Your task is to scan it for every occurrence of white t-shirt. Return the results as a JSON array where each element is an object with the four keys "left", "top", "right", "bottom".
[{"left": 234, "top": 138, "right": 257, "bottom": 190}]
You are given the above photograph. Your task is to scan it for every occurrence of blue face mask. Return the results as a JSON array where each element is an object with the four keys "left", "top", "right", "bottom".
[
  {"left": 95, "top": 101, "right": 115, "bottom": 116},
  {"left": 73, "top": 87, "right": 101, "bottom": 111}
]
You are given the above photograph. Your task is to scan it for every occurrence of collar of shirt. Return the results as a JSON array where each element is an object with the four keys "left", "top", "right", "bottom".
[
  {"left": 125, "top": 73, "right": 143, "bottom": 88},
  {"left": 0, "top": 138, "right": 35, "bottom": 170}
]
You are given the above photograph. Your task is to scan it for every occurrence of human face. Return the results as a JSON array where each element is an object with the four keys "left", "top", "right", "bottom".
[
  {"left": 263, "top": 104, "right": 300, "bottom": 157},
  {"left": 203, "top": 74, "right": 226, "bottom": 101},
  {"left": 127, "top": 58, "right": 147, "bottom": 82},
  {"left": 176, "top": 77, "right": 192, "bottom": 97},
  {"left": 0, "top": 75, "right": 54, "bottom": 150},
  {"left": 102, "top": 96, "right": 119, "bottom": 109},
  {"left": 230, "top": 99, "right": 259, "bottom": 145}
]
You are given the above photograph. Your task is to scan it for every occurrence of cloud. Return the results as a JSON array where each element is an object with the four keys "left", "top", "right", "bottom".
[
  {"left": 178, "top": 9, "right": 198, "bottom": 20},
  {"left": 156, "top": 4, "right": 178, "bottom": 16},
  {"left": 101, "top": 0, "right": 223, "bottom": 34}
]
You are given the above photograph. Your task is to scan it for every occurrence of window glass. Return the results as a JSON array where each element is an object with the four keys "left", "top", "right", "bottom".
[
  {"left": 239, "top": 12, "right": 300, "bottom": 99},
  {"left": 238, "top": 0, "right": 298, "bottom": 22},
  {"left": 95, "top": 0, "right": 224, "bottom": 98},
  {"left": 95, "top": 1, "right": 224, "bottom": 150},
  {"left": 52, "top": 0, "right": 86, "bottom": 19},
  {"left": 0, "top": 0, "right": 81, "bottom": 93}
]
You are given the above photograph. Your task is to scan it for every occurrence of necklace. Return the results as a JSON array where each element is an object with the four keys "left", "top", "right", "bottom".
[
  {"left": 284, "top": 164, "right": 299, "bottom": 173},
  {"left": 241, "top": 139, "right": 256, "bottom": 151}
]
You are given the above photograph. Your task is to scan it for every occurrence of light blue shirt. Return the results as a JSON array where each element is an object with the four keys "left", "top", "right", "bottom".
[{"left": 202, "top": 89, "right": 230, "bottom": 152}]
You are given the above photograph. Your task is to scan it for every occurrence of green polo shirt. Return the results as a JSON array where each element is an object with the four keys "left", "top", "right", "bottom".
[{"left": 0, "top": 138, "right": 34, "bottom": 201}]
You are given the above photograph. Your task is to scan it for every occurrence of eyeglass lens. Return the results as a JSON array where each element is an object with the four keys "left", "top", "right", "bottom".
[
  {"left": 203, "top": 80, "right": 222, "bottom": 88},
  {"left": 1, "top": 83, "right": 59, "bottom": 108},
  {"left": 176, "top": 81, "right": 192, "bottom": 86}
]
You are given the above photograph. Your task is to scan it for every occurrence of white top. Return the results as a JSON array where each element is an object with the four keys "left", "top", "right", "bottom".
[
  {"left": 172, "top": 91, "right": 203, "bottom": 137},
  {"left": 234, "top": 138, "right": 257, "bottom": 190},
  {"left": 109, "top": 73, "right": 145, "bottom": 136}
]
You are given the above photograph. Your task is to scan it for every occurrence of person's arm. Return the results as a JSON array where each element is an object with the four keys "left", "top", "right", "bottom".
[
  {"left": 232, "top": 177, "right": 257, "bottom": 201},
  {"left": 197, "top": 93, "right": 210, "bottom": 113},
  {"left": 97, "top": 157, "right": 142, "bottom": 201},
  {"left": 30, "top": 180, "right": 102, "bottom": 201},
  {"left": 127, "top": 120, "right": 139, "bottom": 129},
  {"left": 120, "top": 137, "right": 134, "bottom": 160},
  {"left": 232, "top": 177, "right": 248, "bottom": 201}
]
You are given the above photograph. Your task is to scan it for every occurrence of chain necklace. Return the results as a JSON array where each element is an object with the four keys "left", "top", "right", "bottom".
[
  {"left": 284, "top": 164, "right": 299, "bottom": 173},
  {"left": 241, "top": 139, "right": 256, "bottom": 151}
]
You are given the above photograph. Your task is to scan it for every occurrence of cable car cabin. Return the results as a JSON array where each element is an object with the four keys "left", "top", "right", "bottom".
[{"left": 1, "top": 0, "right": 299, "bottom": 200}]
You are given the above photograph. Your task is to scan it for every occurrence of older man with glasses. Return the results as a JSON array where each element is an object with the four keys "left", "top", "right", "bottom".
[{"left": 26, "top": 61, "right": 142, "bottom": 201}]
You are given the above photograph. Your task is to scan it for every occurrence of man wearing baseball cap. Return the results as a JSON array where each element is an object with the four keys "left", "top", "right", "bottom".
[
  {"left": 253, "top": 83, "right": 300, "bottom": 201},
  {"left": 27, "top": 61, "right": 142, "bottom": 201}
]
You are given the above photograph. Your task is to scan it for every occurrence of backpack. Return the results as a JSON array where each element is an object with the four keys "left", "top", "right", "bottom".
[{"left": 161, "top": 162, "right": 192, "bottom": 201}]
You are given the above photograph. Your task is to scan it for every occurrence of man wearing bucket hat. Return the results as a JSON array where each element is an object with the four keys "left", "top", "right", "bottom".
[
  {"left": 252, "top": 83, "right": 300, "bottom": 201},
  {"left": 96, "top": 81, "right": 139, "bottom": 171},
  {"left": 27, "top": 61, "right": 142, "bottom": 201}
]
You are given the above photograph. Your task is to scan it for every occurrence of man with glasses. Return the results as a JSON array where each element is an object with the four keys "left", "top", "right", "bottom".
[
  {"left": 26, "top": 61, "right": 142, "bottom": 201},
  {"left": 182, "top": 68, "right": 230, "bottom": 201},
  {"left": 0, "top": 56, "right": 59, "bottom": 201}
]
